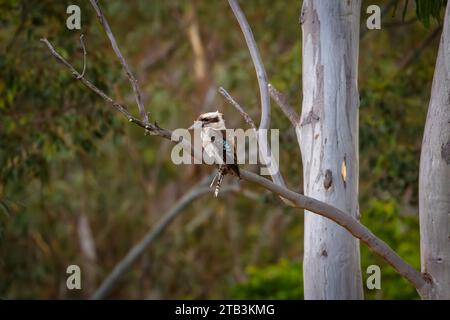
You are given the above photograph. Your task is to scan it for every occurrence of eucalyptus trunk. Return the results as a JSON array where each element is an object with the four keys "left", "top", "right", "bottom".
[
  {"left": 299, "top": 0, "right": 363, "bottom": 299},
  {"left": 419, "top": 3, "right": 450, "bottom": 300}
]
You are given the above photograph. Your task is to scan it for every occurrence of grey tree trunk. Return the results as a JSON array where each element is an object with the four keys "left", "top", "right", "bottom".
[
  {"left": 299, "top": 0, "right": 363, "bottom": 299},
  {"left": 419, "top": 3, "right": 450, "bottom": 300}
]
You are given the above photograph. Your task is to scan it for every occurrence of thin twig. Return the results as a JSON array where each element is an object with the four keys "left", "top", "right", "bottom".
[
  {"left": 40, "top": 39, "right": 131, "bottom": 119},
  {"left": 89, "top": 0, "right": 149, "bottom": 125},
  {"left": 398, "top": 25, "right": 442, "bottom": 71},
  {"left": 92, "top": 177, "right": 239, "bottom": 299},
  {"left": 42, "top": 29, "right": 431, "bottom": 300},
  {"left": 219, "top": 87, "right": 257, "bottom": 130},
  {"left": 268, "top": 84, "right": 300, "bottom": 127},
  {"left": 40, "top": 38, "right": 171, "bottom": 140},
  {"left": 383, "top": 17, "right": 418, "bottom": 27},
  {"left": 77, "top": 34, "right": 87, "bottom": 79}
]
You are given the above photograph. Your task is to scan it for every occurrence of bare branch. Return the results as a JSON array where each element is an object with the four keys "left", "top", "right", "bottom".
[
  {"left": 92, "top": 177, "right": 239, "bottom": 300},
  {"left": 268, "top": 84, "right": 300, "bottom": 127},
  {"left": 77, "top": 34, "right": 87, "bottom": 79},
  {"left": 89, "top": 0, "right": 149, "bottom": 125},
  {"left": 398, "top": 25, "right": 442, "bottom": 71},
  {"left": 40, "top": 39, "right": 130, "bottom": 118},
  {"left": 219, "top": 87, "right": 257, "bottom": 131},
  {"left": 40, "top": 38, "right": 171, "bottom": 140}
]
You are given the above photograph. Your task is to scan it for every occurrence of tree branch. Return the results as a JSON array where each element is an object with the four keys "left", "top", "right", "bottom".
[
  {"left": 89, "top": 0, "right": 149, "bottom": 125},
  {"left": 92, "top": 177, "right": 239, "bottom": 300},
  {"left": 77, "top": 34, "right": 87, "bottom": 79},
  {"left": 398, "top": 25, "right": 442, "bottom": 71},
  {"left": 218, "top": 86, "right": 257, "bottom": 131},
  {"left": 40, "top": 38, "right": 171, "bottom": 140}
]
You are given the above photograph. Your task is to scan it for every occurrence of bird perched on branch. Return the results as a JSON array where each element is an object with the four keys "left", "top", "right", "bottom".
[{"left": 188, "top": 111, "right": 240, "bottom": 197}]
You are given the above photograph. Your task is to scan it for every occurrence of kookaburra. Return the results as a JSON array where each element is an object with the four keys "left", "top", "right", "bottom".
[{"left": 188, "top": 111, "right": 240, "bottom": 197}]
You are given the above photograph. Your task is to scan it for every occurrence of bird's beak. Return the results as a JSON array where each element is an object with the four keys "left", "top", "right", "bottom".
[{"left": 188, "top": 121, "right": 202, "bottom": 130}]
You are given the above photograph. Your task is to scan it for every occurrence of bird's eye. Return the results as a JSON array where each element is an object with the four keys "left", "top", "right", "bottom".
[{"left": 211, "top": 136, "right": 215, "bottom": 142}]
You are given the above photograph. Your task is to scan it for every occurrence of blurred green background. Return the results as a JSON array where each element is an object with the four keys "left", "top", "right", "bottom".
[{"left": 0, "top": 0, "right": 444, "bottom": 299}]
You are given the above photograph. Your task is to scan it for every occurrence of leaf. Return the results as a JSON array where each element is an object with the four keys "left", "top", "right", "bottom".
[
  {"left": 414, "top": 0, "right": 444, "bottom": 28},
  {"left": 402, "top": 0, "right": 410, "bottom": 21}
]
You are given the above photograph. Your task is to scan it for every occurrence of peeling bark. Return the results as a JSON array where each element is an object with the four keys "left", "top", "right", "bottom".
[
  {"left": 299, "top": 0, "right": 363, "bottom": 299},
  {"left": 419, "top": 4, "right": 450, "bottom": 300}
]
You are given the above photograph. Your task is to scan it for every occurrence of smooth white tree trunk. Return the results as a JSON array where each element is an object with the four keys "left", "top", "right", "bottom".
[
  {"left": 299, "top": 0, "right": 363, "bottom": 299},
  {"left": 419, "top": 4, "right": 450, "bottom": 300}
]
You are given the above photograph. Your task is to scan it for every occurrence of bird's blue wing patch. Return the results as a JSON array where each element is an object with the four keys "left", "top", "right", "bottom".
[{"left": 223, "top": 140, "right": 232, "bottom": 153}]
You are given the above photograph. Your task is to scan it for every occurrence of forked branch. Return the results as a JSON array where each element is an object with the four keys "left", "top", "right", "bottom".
[
  {"left": 89, "top": 0, "right": 149, "bottom": 125},
  {"left": 218, "top": 86, "right": 257, "bottom": 131},
  {"left": 77, "top": 34, "right": 87, "bottom": 79}
]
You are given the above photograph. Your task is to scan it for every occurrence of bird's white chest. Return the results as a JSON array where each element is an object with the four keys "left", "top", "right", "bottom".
[{"left": 200, "top": 128, "right": 222, "bottom": 159}]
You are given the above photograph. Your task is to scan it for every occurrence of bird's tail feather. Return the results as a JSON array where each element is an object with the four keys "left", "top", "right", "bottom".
[{"left": 214, "top": 171, "right": 224, "bottom": 197}]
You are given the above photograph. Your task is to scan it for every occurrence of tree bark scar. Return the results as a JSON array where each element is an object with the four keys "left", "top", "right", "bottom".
[
  {"left": 301, "top": 110, "right": 320, "bottom": 126},
  {"left": 442, "top": 141, "right": 450, "bottom": 164},
  {"left": 422, "top": 272, "right": 433, "bottom": 284},
  {"left": 324, "top": 169, "right": 333, "bottom": 190},
  {"left": 341, "top": 156, "right": 347, "bottom": 188},
  {"left": 299, "top": 6, "right": 307, "bottom": 25}
]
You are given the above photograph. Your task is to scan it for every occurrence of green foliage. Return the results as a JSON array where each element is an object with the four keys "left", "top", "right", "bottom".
[
  {"left": 231, "top": 260, "right": 303, "bottom": 299},
  {"left": 361, "top": 199, "right": 420, "bottom": 299},
  {"left": 414, "top": 0, "right": 446, "bottom": 27},
  {"left": 356, "top": 5, "right": 437, "bottom": 298},
  {"left": 0, "top": 0, "right": 122, "bottom": 192},
  {"left": 394, "top": 0, "right": 446, "bottom": 27}
]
